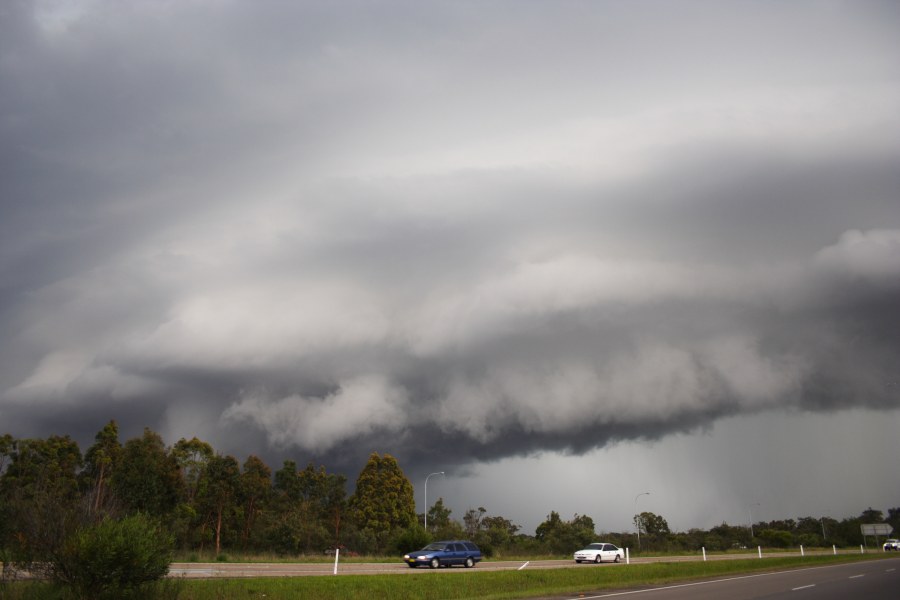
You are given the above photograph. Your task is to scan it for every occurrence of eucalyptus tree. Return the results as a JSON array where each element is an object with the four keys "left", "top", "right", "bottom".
[
  {"left": 425, "top": 497, "right": 453, "bottom": 532},
  {"left": 171, "top": 437, "right": 214, "bottom": 504},
  {"left": 239, "top": 455, "right": 272, "bottom": 550},
  {"left": 536, "top": 511, "right": 597, "bottom": 554},
  {"left": 197, "top": 454, "right": 242, "bottom": 555},
  {"left": 80, "top": 420, "right": 123, "bottom": 515},
  {"left": 0, "top": 435, "right": 83, "bottom": 569},
  {"left": 111, "top": 428, "right": 182, "bottom": 517}
]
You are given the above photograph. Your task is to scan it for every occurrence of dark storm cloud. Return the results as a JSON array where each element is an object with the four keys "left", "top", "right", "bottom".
[{"left": 1, "top": 0, "right": 899, "bottom": 485}]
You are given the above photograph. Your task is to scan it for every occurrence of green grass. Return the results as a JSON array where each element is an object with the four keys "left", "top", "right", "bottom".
[
  {"left": 170, "top": 554, "right": 885, "bottom": 600},
  {"left": 3, "top": 554, "right": 889, "bottom": 600}
]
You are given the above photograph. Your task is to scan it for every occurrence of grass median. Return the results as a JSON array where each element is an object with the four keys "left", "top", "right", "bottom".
[
  {"left": 171, "top": 553, "right": 884, "bottom": 600},
  {"left": 2, "top": 554, "right": 888, "bottom": 599}
]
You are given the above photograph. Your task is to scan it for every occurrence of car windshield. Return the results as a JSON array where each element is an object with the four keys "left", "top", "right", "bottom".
[
  {"left": 423, "top": 543, "right": 447, "bottom": 551},
  {"left": 586, "top": 543, "right": 604, "bottom": 550}
]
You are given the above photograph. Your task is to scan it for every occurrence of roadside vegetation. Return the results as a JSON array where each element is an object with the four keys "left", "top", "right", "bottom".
[
  {"left": 2, "top": 425, "right": 898, "bottom": 598},
  {"left": 3, "top": 554, "right": 891, "bottom": 600}
]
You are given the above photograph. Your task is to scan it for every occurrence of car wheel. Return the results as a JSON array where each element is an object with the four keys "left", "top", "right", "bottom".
[
  {"left": 465, "top": 557, "right": 474, "bottom": 568},
  {"left": 594, "top": 554, "right": 602, "bottom": 564},
  {"left": 575, "top": 559, "right": 582, "bottom": 563},
  {"left": 408, "top": 564, "right": 417, "bottom": 568},
  {"left": 614, "top": 554, "right": 620, "bottom": 563},
  {"left": 430, "top": 558, "right": 440, "bottom": 569}
]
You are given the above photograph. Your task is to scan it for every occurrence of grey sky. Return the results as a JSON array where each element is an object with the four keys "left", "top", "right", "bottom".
[{"left": 2, "top": 1, "right": 899, "bottom": 533}]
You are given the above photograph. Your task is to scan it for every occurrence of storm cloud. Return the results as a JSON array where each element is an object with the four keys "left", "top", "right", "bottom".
[{"left": 2, "top": 1, "right": 899, "bottom": 528}]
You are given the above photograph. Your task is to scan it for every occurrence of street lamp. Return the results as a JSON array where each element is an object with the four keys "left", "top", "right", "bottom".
[
  {"left": 424, "top": 472, "right": 444, "bottom": 531},
  {"left": 749, "top": 502, "right": 760, "bottom": 539},
  {"left": 634, "top": 492, "right": 650, "bottom": 550}
]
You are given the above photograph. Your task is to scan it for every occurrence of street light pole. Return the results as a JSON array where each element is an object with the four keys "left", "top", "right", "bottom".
[
  {"left": 749, "top": 502, "right": 760, "bottom": 539},
  {"left": 634, "top": 492, "right": 650, "bottom": 551},
  {"left": 424, "top": 472, "right": 444, "bottom": 532}
]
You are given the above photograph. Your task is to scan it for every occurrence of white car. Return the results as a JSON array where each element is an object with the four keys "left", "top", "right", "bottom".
[
  {"left": 574, "top": 542, "right": 624, "bottom": 563},
  {"left": 884, "top": 539, "right": 900, "bottom": 551}
]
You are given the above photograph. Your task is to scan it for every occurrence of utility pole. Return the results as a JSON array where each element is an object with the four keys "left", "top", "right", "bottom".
[{"left": 634, "top": 492, "right": 650, "bottom": 550}]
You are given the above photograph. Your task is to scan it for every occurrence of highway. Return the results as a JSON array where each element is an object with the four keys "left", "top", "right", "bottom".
[
  {"left": 567, "top": 557, "right": 900, "bottom": 600},
  {"left": 167, "top": 550, "right": 888, "bottom": 578}
]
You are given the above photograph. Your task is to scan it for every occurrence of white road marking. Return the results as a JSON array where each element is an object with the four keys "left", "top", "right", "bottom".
[
  {"left": 574, "top": 561, "right": 894, "bottom": 599},
  {"left": 848, "top": 574, "right": 864, "bottom": 579},
  {"left": 791, "top": 584, "right": 815, "bottom": 591}
]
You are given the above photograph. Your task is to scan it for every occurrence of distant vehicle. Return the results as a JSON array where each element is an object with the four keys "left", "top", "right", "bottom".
[
  {"left": 574, "top": 542, "right": 624, "bottom": 563},
  {"left": 403, "top": 540, "right": 482, "bottom": 568},
  {"left": 884, "top": 539, "right": 900, "bottom": 551}
]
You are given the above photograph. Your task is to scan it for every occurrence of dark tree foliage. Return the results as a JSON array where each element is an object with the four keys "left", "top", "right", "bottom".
[
  {"left": 197, "top": 454, "right": 242, "bottom": 556},
  {"left": 0, "top": 435, "right": 83, "bottom": 568},
  {"left": 239, "top": 455, "right": 272, "bottom": 550},
  {"left": 464, "top": 506, "right": 487, "bottom": 538},
  {"left": 535, "top": 511, "right": 595, "bottom": 554},
  {"left": 80, "top": 420, "right": 123, "bottom": 515},
  {"left": 637, "top": 511, "right": 670, "bottom": 536},
  {"left": 349, "top": 452, "right": 416, "bottom": 552},
  {"left": 424, "top": 497, "right": 453, "bottom": 532},
  {"left": 301, "top": 463, "right": 348, "bottom": 538},
  {"left": 427, "top": 497, "right": 467, "bottom": 543},
  {"left": 0, "top": 433, "right": 16, "bottom": 474},
  {"left": 274, "top": 460, "right": 301, "bottom": 500},
  {"left": 392, "top": 524, "right": 431, "bottom": 555},
  {"left": 887, "top": 507, "right": 900, "bottom": 537},
  {"left": 171, "top": 437, "right": 214, "bottom": 505},
  {"left": 112, "top": 428, "right": 182, "bottom": 517},
  {"left": 1, "top": 426, "right": 896, "bottom": 566}
]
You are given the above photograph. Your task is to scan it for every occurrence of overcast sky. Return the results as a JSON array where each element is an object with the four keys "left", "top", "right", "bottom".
[{"left": 2, "top": 0, "right": 899, "bottom": 534}]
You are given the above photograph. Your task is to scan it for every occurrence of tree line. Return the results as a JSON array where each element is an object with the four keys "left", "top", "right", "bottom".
[
  {"left": 0, "top": 423, "right": 419, "bottom": 560},
  {"left": 2, "top": 422, "right": 897, "bottom": 564}
]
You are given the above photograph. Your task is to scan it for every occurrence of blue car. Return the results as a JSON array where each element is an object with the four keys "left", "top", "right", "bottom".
[{"left": 403, "top": 540, "right": 482, "bottom": 568}]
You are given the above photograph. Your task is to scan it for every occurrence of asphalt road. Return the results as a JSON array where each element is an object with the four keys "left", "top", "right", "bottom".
[
  {"left": 166, "top": 549, "right": 884, "bottom": 578},
  {"left": 563, "top": 557, "right": 900, "bottom": 600}
]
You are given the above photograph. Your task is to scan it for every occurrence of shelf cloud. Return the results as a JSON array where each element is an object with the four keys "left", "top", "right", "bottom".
[{"left": 2, "top": 1, "right": 898, "bottom": 526}]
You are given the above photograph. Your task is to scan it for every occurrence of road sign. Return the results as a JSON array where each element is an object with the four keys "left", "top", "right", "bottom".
[{"left": 861, "top": 523, "right": 893, "bottom": 535}]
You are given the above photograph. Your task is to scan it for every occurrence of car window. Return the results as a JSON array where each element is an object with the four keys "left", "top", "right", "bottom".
[
  {"left": 424, "top": 543, "right": 446, "bottom": 551},
  {"left": 603, "top": 544, "right": 614, "bottom": 551},
  {"left": 464, "top": 542, "right": 478, "bottom": 551},
  {"left": 588, "top": 543, "right": 603, "bottom": 550}
]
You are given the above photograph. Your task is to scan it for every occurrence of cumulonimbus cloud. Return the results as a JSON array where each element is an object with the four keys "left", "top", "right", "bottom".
[{"left": 1, "top": 2, "right": 898, "bottom": 478}]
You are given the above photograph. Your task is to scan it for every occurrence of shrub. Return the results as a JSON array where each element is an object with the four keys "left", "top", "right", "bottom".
[
  {"left": 392, "top": 525, "right": 432, "bottom": 555},
  {"left": 54, "top": 513, "right": 174, "bottom": 599},
  {"left": 758, "top": 529, "right": 793, "bottom": 548}
]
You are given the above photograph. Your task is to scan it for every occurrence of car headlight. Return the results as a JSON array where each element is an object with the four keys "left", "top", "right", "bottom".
[{"left": 403, "top": 555, "right": 409, "bottom": 559}]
